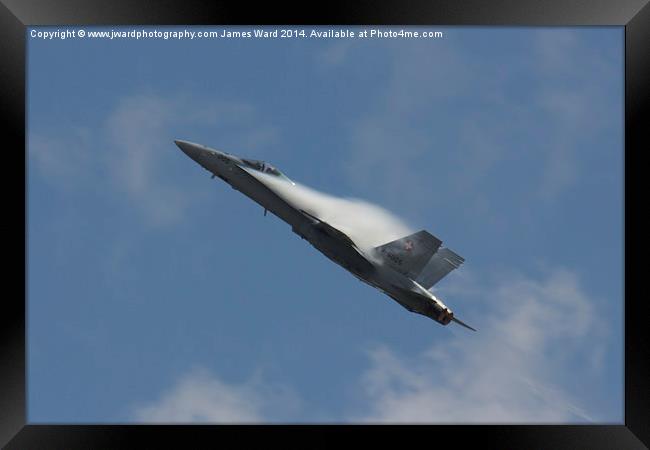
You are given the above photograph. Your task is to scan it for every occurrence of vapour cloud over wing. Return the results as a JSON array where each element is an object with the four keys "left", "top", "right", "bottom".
[{"left": 245, "top": 169, "right": 413, "bottom": 252}]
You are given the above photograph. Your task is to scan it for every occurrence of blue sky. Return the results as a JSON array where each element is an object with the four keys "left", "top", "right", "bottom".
[{"left": 27, "top": 26, "right": 623, "bottom": 423}]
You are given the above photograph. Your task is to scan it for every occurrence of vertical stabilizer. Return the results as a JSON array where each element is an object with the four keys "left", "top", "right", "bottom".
[{"left": 373, "top": 230, "right": 442, "bottom": 279}]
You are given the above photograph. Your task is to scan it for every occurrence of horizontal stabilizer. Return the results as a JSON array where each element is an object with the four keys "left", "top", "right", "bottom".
[{"left": 415, "top": 247, "right": 465, "bottom": 289}]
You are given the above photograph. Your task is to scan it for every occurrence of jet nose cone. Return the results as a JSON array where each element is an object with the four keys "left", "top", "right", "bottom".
[{"left": 174, "top": 139, "right": 203, "bottom": 161}]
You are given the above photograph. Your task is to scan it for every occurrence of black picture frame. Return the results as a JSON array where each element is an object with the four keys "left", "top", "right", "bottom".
[{"left": 2, "top": 1, "right": 648, "bottom": 448}]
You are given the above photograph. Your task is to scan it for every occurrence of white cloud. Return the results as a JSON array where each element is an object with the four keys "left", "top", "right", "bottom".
[
  {"left": 534, "top": 29, "right": 580, "bottom": 74},
  {"left": 129, "top": 268, "right": 614, "bottom": 424},
  {"left": 132, "top": 368, "right": 299, "bottom": 423},
  {"left": 532, "top": 30, "right": 622, "bottom": 202},
  {"left": 351, "top": 268, "right": 609, "bottom": 423},
  {"left": 318, "top": 40, "right": 355, "bottom": 67},
  {"left": 29, "top": 128, "right": 94, "bottom": 187},
  {"left": 29, "top": 93, "right": 280, "bottom": 227},
  {"left": 343, "top": 41, "right": 471, "bottom": 212},
  {"left": 30, "top": 94, "right": 190, "bottom": 226},
  {"left": 343, "top": 29, "right": 622, "bottom": 213},
  {"left": 103, "top": 94, "right": 187, "bottom": 226}
]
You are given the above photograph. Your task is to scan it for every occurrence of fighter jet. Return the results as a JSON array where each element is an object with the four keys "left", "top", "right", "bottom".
[{"left": 175, "top": 139, "right": 475, "bottom": 331}]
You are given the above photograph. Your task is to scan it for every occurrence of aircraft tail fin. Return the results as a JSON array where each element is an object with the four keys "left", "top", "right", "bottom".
[
  {"left": 415, "top": 247, "right": 465, "bottom": 289},
  {"left": 373, "top": 230, "right": 442, "bottom": 279}
]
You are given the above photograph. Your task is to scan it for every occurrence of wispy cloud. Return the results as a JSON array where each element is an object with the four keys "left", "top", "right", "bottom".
[
  {"left": 343, "top": 41, "right": 470, "bottom": 213},
  {"left": 317, "top": 39, "right": 355, "bottom": 67},
  {"left": 29, "top": 128, "right": 95, "bottom": 188},
  {"left": 131, "top": 367, "right": 299, "bottom": 423},
  {"left": 532, "top": 29, "right": 622, "bottom": 201},
  {"left": 29, "top": 92, "right": 280, "bottom": 226},
  {"left": 103, "top": 94, "right": 187, "bottom": 225},
  {"left": 131, "top": 269, "right": 612, "bottom": 424},
  {"left": 350, "top": 268, "right": 609, "bottom": 423},
  {"left": 343, "top": 29, "right": 622, "bottom": 216}
]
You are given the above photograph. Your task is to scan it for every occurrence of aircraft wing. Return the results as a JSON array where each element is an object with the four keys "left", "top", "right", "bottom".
[
  {"left": 299, "top": 210, "right": 357, "bottom": 249},
  {"left": 299, "top": 209, "right": 376, "bottom": 273}
]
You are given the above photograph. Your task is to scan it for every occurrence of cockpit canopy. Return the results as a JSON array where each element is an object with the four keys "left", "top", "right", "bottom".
[{"left": 240, "top": 158, "right": 292, "bottom": 182}]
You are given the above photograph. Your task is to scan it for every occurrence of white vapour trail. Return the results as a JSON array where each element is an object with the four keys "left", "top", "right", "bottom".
[{"left": 244, "top": 169, "right": 413, "bottom": 252}]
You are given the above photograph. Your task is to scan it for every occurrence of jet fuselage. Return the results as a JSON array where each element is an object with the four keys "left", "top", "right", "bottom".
[{"left": 175, "top": 140, "right": 455, "bottom": 327}]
